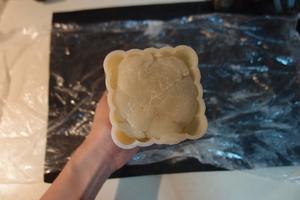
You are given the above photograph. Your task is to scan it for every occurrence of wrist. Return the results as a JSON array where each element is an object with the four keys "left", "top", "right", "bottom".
[
  {"left": 88, "top": 124, "right": 122, "bottom": 172},
  {"left": 77, "top": 129, "right": 116, "bottom": 175},
  {"left": 65, "top": 134, "right": 114, "bottom": 199},
  {"left": 43, "top": 135, "right": 114, "bottom": 200}
]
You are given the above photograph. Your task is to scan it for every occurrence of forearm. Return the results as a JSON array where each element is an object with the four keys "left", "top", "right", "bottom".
[
  {"left": 41, "top": 94, "right": 137, "bottom": 200},
  {"left": 41, "top": 127, "right": 114, "bottom": 200}
]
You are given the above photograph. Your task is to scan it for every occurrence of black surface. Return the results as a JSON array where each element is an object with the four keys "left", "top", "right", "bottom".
[
  {"left": 45, "top": 2, "right": 300, "bottom": 183},
  {"left": 45, "top": 158, "right": 225, "bottom": 183},
  {"left": 52, "top": 2, "right": 214, "bottom": 24},
  {"left": 51, "top": 0, "right": 298, "bottom": 26},
  {"left": 45, "top": 2, "right": 224, "bottom": 183}
]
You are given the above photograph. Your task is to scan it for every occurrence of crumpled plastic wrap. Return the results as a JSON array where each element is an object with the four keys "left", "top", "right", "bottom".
[
  {"left": 0, "top": 27, "right": 50, "bottom": 183},
  {"left": 1, "top": 13, "right": 299, "bottom": 183},
  {"left": 46, "top": 13, "right": 300, "bottom": 181}
]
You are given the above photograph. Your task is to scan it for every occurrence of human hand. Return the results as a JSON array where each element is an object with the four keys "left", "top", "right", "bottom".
[
  {"left": 41, "top": 92, "right": 138, "bottom": 200},
  {"left": 87, "top": 92, "right": 139, "bottom": 171}
]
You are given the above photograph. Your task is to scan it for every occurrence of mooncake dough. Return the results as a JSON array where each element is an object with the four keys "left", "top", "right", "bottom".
[{"left": 104, "top": 45, "right": 207, "bottom": 149}]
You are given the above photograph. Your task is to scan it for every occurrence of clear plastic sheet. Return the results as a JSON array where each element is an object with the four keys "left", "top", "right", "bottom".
[
  {"left": 2, "top": 13, "right": 299, "bottom": 183},
  {"left": 129, "top": 15, "right": 300, "bottom": 169},
  {"left": 46, "top": 13, "right": 300, "bottom": 180},
  {"left": 0, "top": 27, "right": 49, "bottom": 183}
]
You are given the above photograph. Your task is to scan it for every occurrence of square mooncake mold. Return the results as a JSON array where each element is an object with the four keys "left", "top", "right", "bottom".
[{"left": 104, "top": 45, "right": 207, "bottom": 149}]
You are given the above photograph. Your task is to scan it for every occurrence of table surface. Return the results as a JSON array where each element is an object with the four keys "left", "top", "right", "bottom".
[{"left": 0, "top": 0, "right": 299, "bottom": 199}]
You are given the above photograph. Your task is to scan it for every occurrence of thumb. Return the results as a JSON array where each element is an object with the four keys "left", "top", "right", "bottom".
[{"left": 92, "top": 92, "right": 111, "bottom": 132}]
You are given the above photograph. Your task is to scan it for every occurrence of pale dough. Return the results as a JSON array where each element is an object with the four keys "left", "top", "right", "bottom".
[{"left": 104, "top": 45, "right": 207, "bottom": 149}]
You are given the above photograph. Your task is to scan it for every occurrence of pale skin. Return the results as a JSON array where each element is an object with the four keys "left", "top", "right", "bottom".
[{"left": 41, "top": 93, "right": 138, "bottom": 200}]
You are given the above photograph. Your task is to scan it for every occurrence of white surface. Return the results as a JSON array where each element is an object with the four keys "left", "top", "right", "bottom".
[
  {"left": 0, "top": 0, "right": 299, "bottom": 199},
  {"left": 1, "top": 170, "right": 300, "bottom": 200}
]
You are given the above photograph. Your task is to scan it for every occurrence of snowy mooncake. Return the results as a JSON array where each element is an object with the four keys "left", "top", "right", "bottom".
[{"left": 104, "top": 45, "right": 207, "bottom": 149}]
